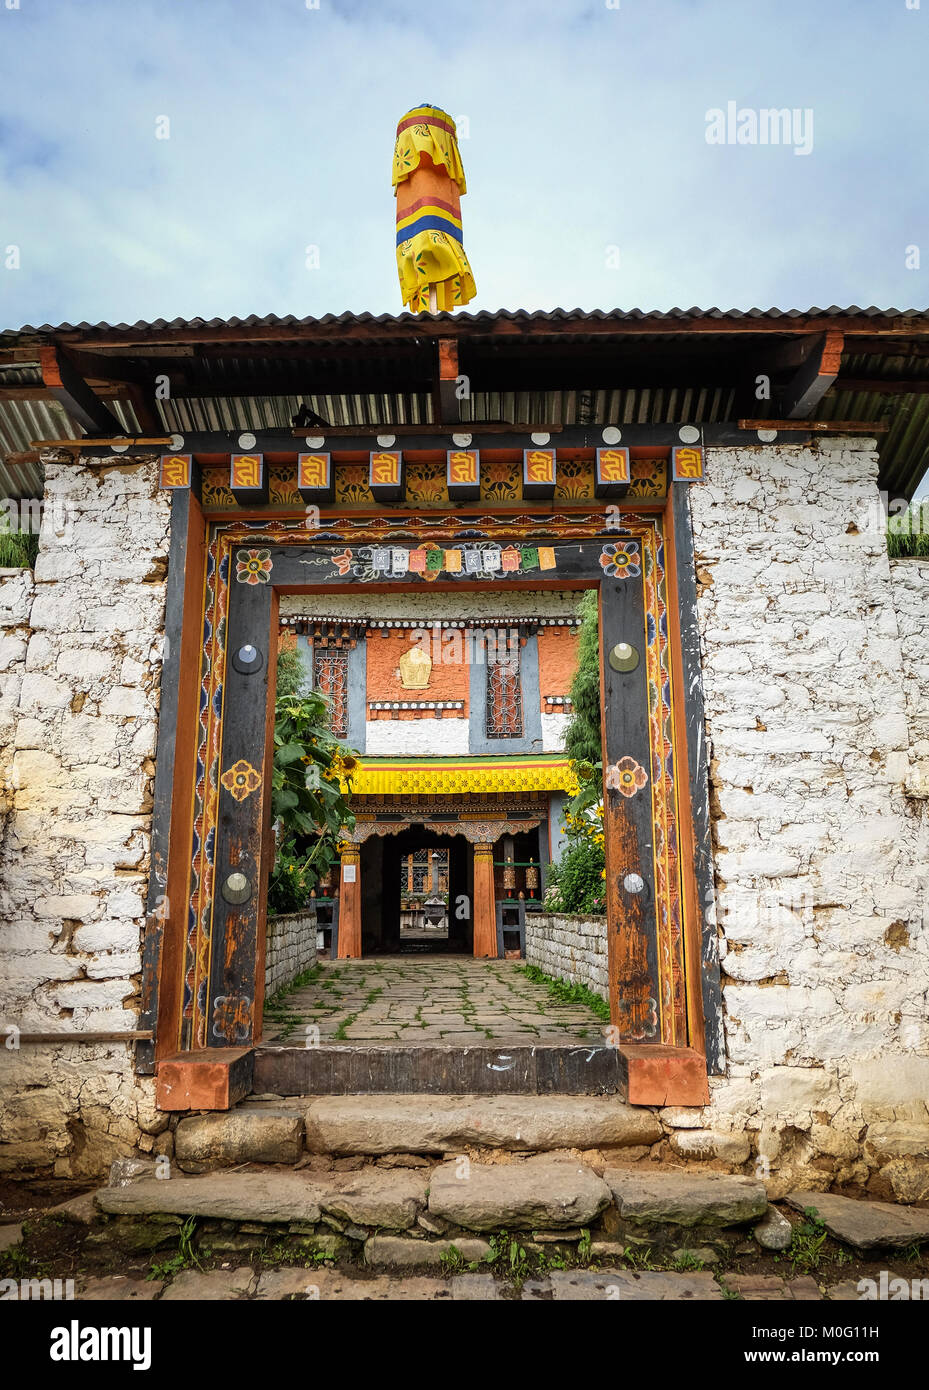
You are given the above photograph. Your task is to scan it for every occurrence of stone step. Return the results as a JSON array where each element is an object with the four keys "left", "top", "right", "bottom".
[
  {"left": 786, "top": 1190, "right": 929, "bottom": 1250},
  {"left": 606, "top": 1168, "right": 769, "bottom": 1227},
  {"left": 173, "top": 1094, "right": 661, "bottom": 1169},
  {"left": 303, "top": 1094, "right": 661, "bottom": 1156},
  {"left": 253, "top": 1042, "right": 623, "bottom": 1096},
  {"left": 93, "top": 1159, "right": 781, "bottom": 1255}
]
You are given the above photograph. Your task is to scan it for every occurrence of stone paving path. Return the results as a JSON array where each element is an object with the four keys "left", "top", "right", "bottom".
[
  {"left": 76, "top": 1267, "right": 862, "bottom": 1301},
  {"left": 263, "top": 956, "right": 608, "bottom": 1045}
]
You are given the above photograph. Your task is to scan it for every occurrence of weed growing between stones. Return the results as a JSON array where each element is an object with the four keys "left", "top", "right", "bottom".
[
  {"left": 788, "top": 1207, "right": 828, "bottom": 1274},
  {"left": 147, "top": 1216, "right": 205, "bottom": 1281}
]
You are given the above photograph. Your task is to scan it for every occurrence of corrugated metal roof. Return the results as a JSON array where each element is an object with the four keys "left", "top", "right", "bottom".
[
  {"left": 3, "top": 307, "right": 929, "bottom": 498},
  {"left": 5, "top": 304, "right": 929, "bottom": 337}
]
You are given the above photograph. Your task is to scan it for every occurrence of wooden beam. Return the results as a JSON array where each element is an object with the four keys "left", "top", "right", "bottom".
[
  {"left": 1, "top": 451, "right": 42, "bottom": 466},
  {"left": 779, "top": 331, "right": 844, "bottom": 418},
  {"left": 833, "top": 376, "right": 929, "bottom": 395},
  {"left": 123, "top": 381, "right": 164, "bottom": 434},
  {"left": 29, "top": 436, "right": 171, "bottom": 448},
  {"left": 38, "top": 346, "right": 123, "bottom": 435},
  {"left": 435, "top": 337, "right": 460, "bottom": 424},
  {"left": 15, "top": 1030, "right": 153, "bottom": 1043},
  {"left": 738, "top": 418, "right": 889, "bottom": 433}
]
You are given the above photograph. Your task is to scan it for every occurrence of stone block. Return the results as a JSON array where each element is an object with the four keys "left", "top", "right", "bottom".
[
  {"left": 428, "top": 1159, "right": 610, "bottom": 1231},
  {"left": 175, "top": 1108, "right": 304, "bottom": 1167},
  {"left": 605, "top": 1168, "right": 767, "bottom": 1227}
]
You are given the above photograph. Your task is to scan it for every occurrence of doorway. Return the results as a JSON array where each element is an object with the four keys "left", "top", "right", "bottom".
[{"left": 360, "top": 828, "right": 472, "bottom": 955}]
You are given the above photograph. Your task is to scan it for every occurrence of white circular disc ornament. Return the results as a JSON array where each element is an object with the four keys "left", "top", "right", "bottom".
[
  {"left": 757, "top": 429, "right": 778, "bottom": 443},
  {"left": 530, "top": 431, "right": 551, "bottom": 446},
  {"left": 376, "top": 434, "right": 396, "bottom": 448},
  {"left": 237, "top": 432, "right": 257, "bottom": 450},
  {"left": 601, "top": 426, "right": 622, "bottom": 445},
  {"left": 678, "top": 425, "right": 700, "bottom": 444},
  {"left": 169, "top": 434, "right": 185, "bottom": 451},
  {"left": 451, "top": 432, "right": 473, "bottom": 448},
  {"left": 304, "top": 435, "right": 326, "bottom": 449}
]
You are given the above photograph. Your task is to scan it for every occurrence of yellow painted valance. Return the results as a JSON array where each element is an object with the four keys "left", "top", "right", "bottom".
[{"left": 342, "top": 755, "right": 579, "bottom": 798}]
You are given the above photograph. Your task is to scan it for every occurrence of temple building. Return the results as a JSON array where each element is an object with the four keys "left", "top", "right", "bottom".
[{"left": 281, "top": 590, "right": 584, "bottom": 957}]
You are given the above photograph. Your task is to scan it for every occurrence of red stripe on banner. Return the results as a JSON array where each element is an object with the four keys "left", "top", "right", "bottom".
[
  {"left": 397, "top": 194, "right": 460, "bottom": 218},
  {"left": 396, "top": 113, "right": 456, "bottom": 137}
]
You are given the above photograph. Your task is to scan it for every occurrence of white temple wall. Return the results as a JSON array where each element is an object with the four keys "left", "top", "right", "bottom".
[
  {"left": 690, "top": 440, "right": 929, "bottom": 1197},
  {"left": 0, "top": 453, "right": 170, "bottom": 1176}
]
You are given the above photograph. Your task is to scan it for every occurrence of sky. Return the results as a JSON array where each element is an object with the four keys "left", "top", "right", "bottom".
[
  {"left": 0, "top": 0, "right": 926, "bottom": 326},
  {"left": 0, "top": 0, "right": 927, "bottom": 492}
]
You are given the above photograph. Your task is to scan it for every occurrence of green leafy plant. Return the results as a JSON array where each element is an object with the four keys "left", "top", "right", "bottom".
[
  {"left": 440, "top": 1244, "right": 478, "bottom": 1275},
  {"left": 564, "top": 590, "right": 601, "bottom": 763},
  {"left": 268, "top": 681, "right": 357, "bottom": 917},
  {"left": 147, "top": 1216, "right": 202, "bottom": 1280},
  {"left": 544, "top": 759, "right": 606, "bottom": 915},
  {"left": 788, "top": 1207, "right": 828, "bottom": 1273},
  {"left": 484, "top": 1230, "right": 531, "bottom": 1285}
]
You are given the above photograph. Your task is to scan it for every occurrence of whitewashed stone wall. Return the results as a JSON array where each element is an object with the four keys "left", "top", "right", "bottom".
[
  {"left": 525, "top": 913, "right": 608, "bottom": 1000},
  {"left": 264, "top": 910, "right": 318, "bottom": 997},
  {"left": 364, "top": 716, "right": 470, "bottom": 757},
  {"left": 0, "top": 452, "right": 170, "bottom": 1176},
  {"left": 890, "top": 556, "right": 929, "bottom": 798},
  {"left": 688, "top": 440, "right": 929, "bottom": 1198}
]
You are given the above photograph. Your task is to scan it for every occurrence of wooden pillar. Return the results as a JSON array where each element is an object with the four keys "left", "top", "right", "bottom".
[
  {"left": 337, "top": 846, "right": 362, "bottom": 958},
  {"left": 472, "top": 842, "right": 497, "bottom": 958}
]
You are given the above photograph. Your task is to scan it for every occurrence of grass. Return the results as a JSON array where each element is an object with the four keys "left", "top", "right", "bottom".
[
  {"left": 0, "top": 530, "right": 39, "bottom": 569},
  {"left": 516, "top": 964, "right": 611, "bottom": 1022},
  {"left": 887, "top": 507, "right": 929, "bottom": 559}
]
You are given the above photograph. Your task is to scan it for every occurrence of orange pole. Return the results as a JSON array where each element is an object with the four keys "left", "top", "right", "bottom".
[
  {"left": 472, "top": 842, "right": 498, "bottom": 958},
  {"left": 337, "top": 847, "right": 362, "bottom": 958}
]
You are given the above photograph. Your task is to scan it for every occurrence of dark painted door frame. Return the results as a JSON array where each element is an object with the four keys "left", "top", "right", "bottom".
[{"left": 140, "top": 496, "right": 723, "bottom": 1083}]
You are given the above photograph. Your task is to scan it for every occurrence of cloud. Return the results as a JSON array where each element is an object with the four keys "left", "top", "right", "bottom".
[{"left": 0, "top": 0, "right": 925, "bottom": 327}]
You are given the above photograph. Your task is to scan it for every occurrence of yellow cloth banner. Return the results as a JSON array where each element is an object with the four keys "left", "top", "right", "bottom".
[
  {"left": 396, "top": 233, "right": 477, "bottom": 312},
  {"left": 342, "top": 756, "right": 579, "bottom": 798},
  {"left": 392, "top": 107, "right": 467, "bottom": 193}
]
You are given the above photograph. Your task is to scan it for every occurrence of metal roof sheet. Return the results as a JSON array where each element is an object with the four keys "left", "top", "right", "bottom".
[{"left": 4, "top": 305, "right": 929, "bottom": 338}]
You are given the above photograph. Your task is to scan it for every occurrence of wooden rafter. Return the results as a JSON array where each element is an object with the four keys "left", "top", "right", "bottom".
[
  {"left": 38, "top": 346, "right": 122, "bottom": 435},
  {"left": 779, "top": 331, "right": 845, "bottom": 418}
]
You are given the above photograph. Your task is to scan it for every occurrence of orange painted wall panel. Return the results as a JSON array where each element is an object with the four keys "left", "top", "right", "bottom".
[
  {"left": 537, "top": 627, "right": 579, "bottom": 709},
  {"left": 365, "top": 632, "right": 470, "bottom": 712}
]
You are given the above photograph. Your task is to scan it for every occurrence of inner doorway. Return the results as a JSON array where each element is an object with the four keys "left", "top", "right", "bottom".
[
  {"left": 360, "top": 828, "right": 472, "bottom": 955},
  {"left": 399, "top": 847, "right": 450, "bottom": 950}
]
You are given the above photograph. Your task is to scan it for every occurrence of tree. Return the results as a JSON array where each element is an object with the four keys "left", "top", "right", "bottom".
[{"left": 564, "top": 589, "right": 601, "bottom": 763}]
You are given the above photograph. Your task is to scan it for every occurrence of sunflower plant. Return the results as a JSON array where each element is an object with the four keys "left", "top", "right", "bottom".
[
  {"left": 269, "top": 687, "right": 357, "bottom": 916},
  {"left": 544, "top": 763, "right": 606, "bottom": 915}
]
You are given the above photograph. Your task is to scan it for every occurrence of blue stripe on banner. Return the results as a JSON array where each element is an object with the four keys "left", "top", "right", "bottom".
[{"left": 396, "top": 214, "right": 464, "bottom": 247}]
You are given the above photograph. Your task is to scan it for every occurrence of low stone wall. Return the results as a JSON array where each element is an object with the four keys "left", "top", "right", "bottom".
[
  {"left": 525, "top": 913, "right": 608, "bottom": 1001},
  {"left": 264, "top": 909, "right": 318, "bottom": 997}
]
